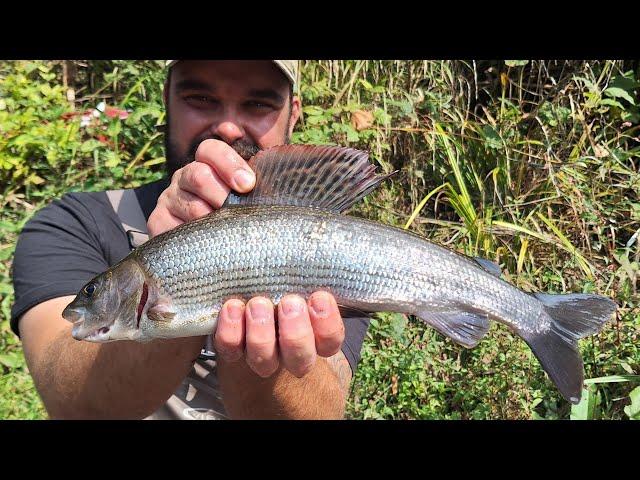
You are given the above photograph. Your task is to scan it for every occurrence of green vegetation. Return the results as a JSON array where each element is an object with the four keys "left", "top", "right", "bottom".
[{"left": 1, "top": 60, "right": 638, "bottom": 419}]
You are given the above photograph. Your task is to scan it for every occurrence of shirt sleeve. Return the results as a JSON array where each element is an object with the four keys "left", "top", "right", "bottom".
[{"left": 10, "top": 192, "right": 117, "bottom": 337}]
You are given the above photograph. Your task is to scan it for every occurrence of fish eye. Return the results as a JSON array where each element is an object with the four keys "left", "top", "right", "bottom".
[{"left": 83, "top": 283, "right": 97, "bottom": 297}]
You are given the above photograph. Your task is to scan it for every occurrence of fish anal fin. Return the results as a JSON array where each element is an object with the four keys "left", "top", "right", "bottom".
[{"left": 417, "top": 308, "right": 490, "bottom": 348}]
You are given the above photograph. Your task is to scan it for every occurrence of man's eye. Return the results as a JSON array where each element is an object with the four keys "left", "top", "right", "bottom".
[
  {"left": 246, "top": 101, "right": 274, "bottom": 111},
  {"left": 185, "top": 95, "right": 216, "bottom": 105}
]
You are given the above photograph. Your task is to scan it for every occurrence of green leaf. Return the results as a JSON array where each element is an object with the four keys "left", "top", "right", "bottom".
[
  {"left": 1, "top": 290, "right": 13, "bottom": 322},
  {"left": 505, "top": 60, "right": 529, "bottom": 67},
  {"left": 126, "top": 106, "right": 162, "bottom": 124},
  {"left": 599, "top": 98, "right": 625, "bottom": 109},
  {"left": 373, "top": 108, "right": 391, "bottom": 126},
  {"left": 388, "top": 313, "right": 408, "bottom": 341},
  {"left": 107, "top": 119, "right": 122, "bottom": 137},
  {"left": 0, "top": 353, "right": 22, "bottom": 369},
  {"left": 604, "top": 87, "right": 635, "bottom": 105},
  {"left": 345, "top": 125, "right": 359, "bottom": 142},
  {"left": 359, "top": 79, "right": 373, "bottom": 90},
  {"left": 481, "top": 125, "right": 502, "bottom": 150},
  {"left": 624, "top": 387, "right": 640, "bottom": 420},
  {"left": 0, "top": 220, "right": 20, "bottom": 233},
  {"left": 387, "top": 99, "right": 414, "bottom": 116},
  {"left": 619, "top": 362, "right": 635, "bottom": 375},
  {"left": 530, "top": 397, "right": 543, "bottom": 409},
  {"left": 570, "top": 386, "right": 597, "bottom": 420},
  {"left": 302, "top": 106, "right": 324, "bottom": 116},
  {"left": 306, "top": 115, "right": 327, "bottom": 126},
  {"left": 0, "top": 246, "right": 14, "bottom": 261},
  {"left": 10, "top": 133, "right": 35, "bottom": 147},
  {"left": 80, "top": 139, "right": 104, "bottom": 153},
  {"left": 39, "top": 84, "right": 53, "bottom": 96},
  {"left": 104, "top": 150, "right": 121, "bottom": 168},
  {"left": 608, "top": 72, "right": 640, "bottom": 92},
  {"left": 584, "top": 375, "right": 640, "bottom": 384}
]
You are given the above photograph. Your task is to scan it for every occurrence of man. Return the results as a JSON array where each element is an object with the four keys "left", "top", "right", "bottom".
[{"left": 11, "top": 60, "right": 371, "bottom": 419}]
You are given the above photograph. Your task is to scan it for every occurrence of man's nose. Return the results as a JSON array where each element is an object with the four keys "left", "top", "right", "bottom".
[{"left": 210, "top": 117, "right": 245, "bottom": 145}]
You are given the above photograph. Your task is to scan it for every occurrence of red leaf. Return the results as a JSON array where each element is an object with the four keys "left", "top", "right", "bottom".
[{"left": 104, "top": 106, "right": 129, "bottom": 120}]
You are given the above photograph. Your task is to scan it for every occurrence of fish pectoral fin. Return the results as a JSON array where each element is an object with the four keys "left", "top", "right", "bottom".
[
  {"left": 147, "top": 304, "right": 176, "bottom": 323},
  {"left": 418, "top": 308, "right": 490, "bottom": 348},
  {"left": 337, "top": 304, "right": 373, "bottom": 319}
]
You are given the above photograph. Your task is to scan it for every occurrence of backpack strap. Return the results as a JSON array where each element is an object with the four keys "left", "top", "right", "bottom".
[{"left": 106, "top": 189, "right": 150, "bottom": 249}]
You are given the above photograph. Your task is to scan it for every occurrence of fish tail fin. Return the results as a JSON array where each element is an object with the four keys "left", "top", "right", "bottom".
[{"left": 523, "top": 293, "right": 617, "bottom": 404}]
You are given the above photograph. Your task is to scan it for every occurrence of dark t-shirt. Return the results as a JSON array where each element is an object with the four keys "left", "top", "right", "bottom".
[{"left": 11, "top": 179, "right": 370, "bottom": 373}]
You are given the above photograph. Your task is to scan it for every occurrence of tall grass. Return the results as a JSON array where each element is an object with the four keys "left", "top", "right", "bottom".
[
  {"left": 1, "top": 60, "right": 638, "bottom": 419},
  {"left": 299, "top": 60, "right": 639, "bottom": 419}
]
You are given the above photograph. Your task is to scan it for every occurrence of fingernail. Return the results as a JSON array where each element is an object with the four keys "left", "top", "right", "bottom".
[
  {"left": 226, "top": 302, "right": 244, "bottom": 323},
  {"left": 310, "top": 294, "right": 330, "bottom": 318},
  {"left": 248, "top": 299, "right": 271, "bottom": 323},
  {"left": 234, "top": 169, "right": 255, "bottom": 191},
  {"left": 281, "top": 296, "right": 305, "bottom": 317}
]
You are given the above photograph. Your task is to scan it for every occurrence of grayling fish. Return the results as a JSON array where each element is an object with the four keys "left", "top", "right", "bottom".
[{"left": 62, "top": 145, "right": 617, "bottom": 404}]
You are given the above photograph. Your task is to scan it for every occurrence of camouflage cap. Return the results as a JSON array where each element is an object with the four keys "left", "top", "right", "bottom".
[{"left": 165, "top": 60, "right": 299, "bottom": 89}]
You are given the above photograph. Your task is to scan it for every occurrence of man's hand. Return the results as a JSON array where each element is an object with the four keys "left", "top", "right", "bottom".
[
  {"left": 148, "top": 139, "right": 256, "bottom": 236},
  {"left": 147, "top": 138, "right": 347, "bottom": 380},
  {"left": 214, "top": 293, "right": 345, "bottom": 378}
]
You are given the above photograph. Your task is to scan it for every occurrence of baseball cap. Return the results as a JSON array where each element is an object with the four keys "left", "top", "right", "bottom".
[{"left": 165, "top": 60, "right": 299, "bottom": 89}]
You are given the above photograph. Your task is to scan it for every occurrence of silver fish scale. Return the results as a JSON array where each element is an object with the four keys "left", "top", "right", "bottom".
[{"left": 135, "top": 205, "right": 547, "bottom": 336}]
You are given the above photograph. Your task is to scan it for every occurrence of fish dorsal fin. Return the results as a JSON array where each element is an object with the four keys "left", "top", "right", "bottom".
[
  {"left": 223, "top": 144, "right": 395, "bottom": 213},
  {"left": 474, "top": 257, "right": 502, "bottom": 278}
]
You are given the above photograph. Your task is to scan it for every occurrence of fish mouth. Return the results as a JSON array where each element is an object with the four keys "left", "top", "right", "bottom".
[{"left": 71, "top": 318, "right": 116, "bottom": 342}]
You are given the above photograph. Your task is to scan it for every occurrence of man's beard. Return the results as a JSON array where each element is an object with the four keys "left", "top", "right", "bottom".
[{"left": 164, "top": 121, "right": 291, "bottom": 178}]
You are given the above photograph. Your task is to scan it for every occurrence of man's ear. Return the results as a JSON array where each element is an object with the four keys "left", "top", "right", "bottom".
[{"left": 288, "top": 95, "right": 301, "bottom": 137}]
